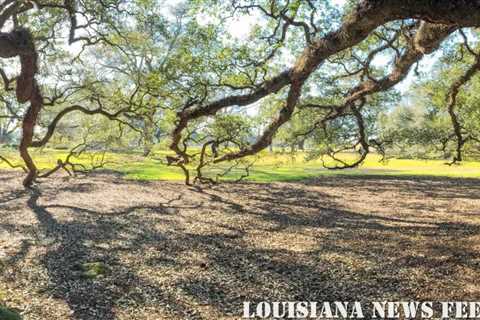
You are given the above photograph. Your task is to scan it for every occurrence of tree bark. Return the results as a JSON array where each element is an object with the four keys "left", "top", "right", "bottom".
[{"left": 0, "top": 28, "right": 41, "bottom": 187}]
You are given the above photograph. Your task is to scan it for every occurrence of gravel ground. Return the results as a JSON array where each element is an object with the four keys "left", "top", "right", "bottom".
[{"left": 0, "top": 170, "right": 480, "bottom": 319}]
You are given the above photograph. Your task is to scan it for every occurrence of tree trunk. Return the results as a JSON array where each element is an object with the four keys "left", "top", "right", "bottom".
[{"left": 298, "top": 139, "right": 305, "bottom": 151}]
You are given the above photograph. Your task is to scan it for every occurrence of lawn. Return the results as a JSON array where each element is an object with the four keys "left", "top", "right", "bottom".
[{"left": 1, "top": 148, "right": 480, "bottom": 182}]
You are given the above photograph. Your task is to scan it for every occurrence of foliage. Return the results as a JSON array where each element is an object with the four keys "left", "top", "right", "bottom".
[{"left": 1, "top": 1, "right": 480, "bottom": 186}]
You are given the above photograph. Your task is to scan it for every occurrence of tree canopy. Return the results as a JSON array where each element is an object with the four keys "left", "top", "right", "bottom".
[{"left": 1, "top": 0, "right": 480, "bottom": 187}]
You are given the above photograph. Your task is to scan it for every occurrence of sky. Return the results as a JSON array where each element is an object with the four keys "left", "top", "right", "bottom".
[
  {"left": 332, "top": 0, "right": 347, "bottom": 6},
  {"left": 227, "top": 0, "right": 347, "bottom": 38}
]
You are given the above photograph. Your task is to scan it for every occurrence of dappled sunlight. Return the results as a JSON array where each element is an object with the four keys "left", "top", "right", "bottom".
[{"left": 1, "top": 171, "right": 480, "bottom": 318}]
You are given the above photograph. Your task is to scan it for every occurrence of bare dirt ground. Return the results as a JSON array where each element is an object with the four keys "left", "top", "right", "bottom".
[{"left": 0, "top": 170, "right": 480, "bottom": 319}]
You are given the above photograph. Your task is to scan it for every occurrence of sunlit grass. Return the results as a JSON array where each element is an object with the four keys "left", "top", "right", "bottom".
[{"left": 1, "top": 147, "right": 480, "bottom": 182}]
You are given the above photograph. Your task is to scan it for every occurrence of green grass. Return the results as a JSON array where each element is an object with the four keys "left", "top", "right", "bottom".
[{"left": 1, "top": 148, "right": 480, "bottom": 182}]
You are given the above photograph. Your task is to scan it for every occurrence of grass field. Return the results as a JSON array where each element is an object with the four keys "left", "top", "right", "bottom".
[{"left": 1, "top": 148, "right": 480, "bottom": 182}]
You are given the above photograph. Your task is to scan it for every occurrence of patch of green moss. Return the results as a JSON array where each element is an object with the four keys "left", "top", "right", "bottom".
[
  {"left": 76, "top": 262, "right": 109, "bottom": 279},
  {"left": 0, "top": 306, "right": 22, "bottom": 320}
]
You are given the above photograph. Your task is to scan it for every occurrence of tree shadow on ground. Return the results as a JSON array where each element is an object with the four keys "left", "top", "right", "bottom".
[
  {"left": 23, "top": 187, "right": 203, "bottom": 319},
  {"left": 0, "top": 173, "right": 479, "bottom": 319}
]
